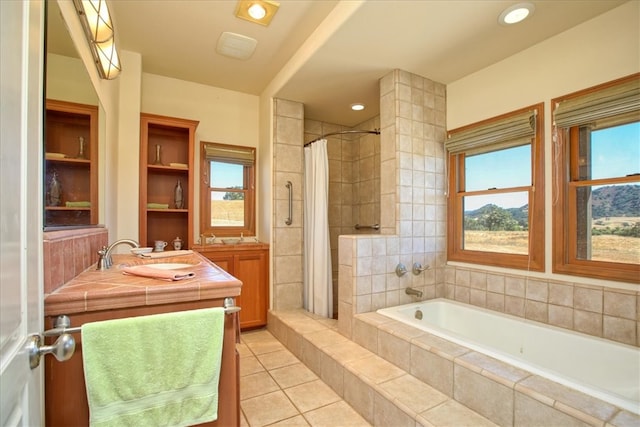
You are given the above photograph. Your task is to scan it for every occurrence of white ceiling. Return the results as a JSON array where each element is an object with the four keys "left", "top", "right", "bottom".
[{"left": 53, "top": 0, "right": 627, "bottom": 127}]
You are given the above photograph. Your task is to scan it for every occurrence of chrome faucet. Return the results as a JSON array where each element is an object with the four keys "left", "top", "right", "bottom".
[
  {"left": 405, "top": 287, "right": 423, "bottom": 298},
  {"left": 96, "top": 239, "right": 140, "bottom": 270}
]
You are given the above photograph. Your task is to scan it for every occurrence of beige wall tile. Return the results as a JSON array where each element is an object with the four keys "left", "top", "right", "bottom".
[
  {"left": 603, "top": 315, "right": 637, "bottom": 346},
  {"left": 525, "top": 279, "right": 548, "bottom": 302},
  {"left": 549, "top": 282, "right": 574, "bottom": 307},
  {"left": 604, "top": 291, "right": 637, "bottom": 320},
  {"left": 505, "top": 276, "right": 525, "bottom": 297},
  {"left": 574, "top": 309, "right": 603, "bottom": 337},
  {"left": 548, "top": 305, "right": 574, "bottom": 329},
  {"left": 574, "top": 286, "right": 603, "bottom": 313}
]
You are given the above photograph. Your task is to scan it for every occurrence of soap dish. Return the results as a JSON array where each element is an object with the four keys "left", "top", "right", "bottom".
[
  {"left": 221, "top": 238, "right": 240, "bottom": 245},
  {"left": 131, "top": 247, "right": 153, "bottom": 255}
]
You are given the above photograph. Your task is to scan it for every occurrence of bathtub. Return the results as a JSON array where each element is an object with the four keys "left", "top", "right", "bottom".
[{"left": 377, "top": 298, "right": 640, "bottom": 415}]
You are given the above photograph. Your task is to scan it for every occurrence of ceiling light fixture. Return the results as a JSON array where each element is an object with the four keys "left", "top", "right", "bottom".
[
  {"left": 235, "top": 0, "right": 280, "bottom": 26},
  {"left": 72, "top": 0, "right": 122, "bottom": 79},
  {"left": 351, "top": 103, "right": 365, "bottom": 111},
  {"left": 498, "top": 2, "right": 535, "bottom": 25}
]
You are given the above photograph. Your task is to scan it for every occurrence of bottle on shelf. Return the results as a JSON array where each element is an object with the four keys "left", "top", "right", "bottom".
[
  {"left": 153, "top": 144, "right": 162, "bottom": 165},
  {"left": 48, "top": 171, "right": 62, "bottom": 206},
  {"left": 77, "top": 136, "right": 86, "bottom": 159},
  {"left": 174, "top": 179, "right": 184, "bottom": 209}
]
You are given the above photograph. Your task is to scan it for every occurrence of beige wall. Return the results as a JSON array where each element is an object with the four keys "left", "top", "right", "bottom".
[{"left": 447, "top": 0, "right": 640, "bottom": 291}]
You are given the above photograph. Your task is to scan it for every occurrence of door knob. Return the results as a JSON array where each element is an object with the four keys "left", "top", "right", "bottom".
[{"left": 27, "top": 333, "right": 75, "bottom": 369}]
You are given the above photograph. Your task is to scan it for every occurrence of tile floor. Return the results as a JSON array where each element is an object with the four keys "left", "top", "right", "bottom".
[{"left": 239, "top": 329, "right": 372, "bottom": 427}]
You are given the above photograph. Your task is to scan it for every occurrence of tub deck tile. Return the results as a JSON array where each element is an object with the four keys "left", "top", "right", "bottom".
[
  {"left": 417, "top": 400, "right": 499, "bottom": 427},
  {"left": 517, "top": 375, "right": 621, "bottom": 426},
  {"left": 344, "top": 354, "right": 406, "bottom": 385},
  {"left": 607, "top": 409, "right": 640, "bottom": 427},
  {"left": 455, "top": 351, "right": 532, "bottom": 388},
  {"left": 377, "top": 374, "right": 449, "bottom": 415},
  {"left": 410, "top": 331, "right": 470, "bottom": 360}
]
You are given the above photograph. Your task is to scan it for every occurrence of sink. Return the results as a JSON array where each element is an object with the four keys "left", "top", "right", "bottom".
[{"left": 140, "top": 263, "right": 196, "bottom": 270}]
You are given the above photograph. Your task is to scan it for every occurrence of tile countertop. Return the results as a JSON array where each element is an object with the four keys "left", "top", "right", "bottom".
[{"left": 44, "top": 251, "right": 242, "bottom": 316}]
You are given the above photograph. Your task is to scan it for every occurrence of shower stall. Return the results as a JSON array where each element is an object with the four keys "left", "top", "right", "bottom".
[{"left": 303, "top": 120, "right": 381, "bottom": 317}]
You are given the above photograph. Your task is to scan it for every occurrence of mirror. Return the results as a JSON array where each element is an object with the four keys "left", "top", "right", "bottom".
[{"left": 44, "top": 1, "right": 102, "bottom": 229}]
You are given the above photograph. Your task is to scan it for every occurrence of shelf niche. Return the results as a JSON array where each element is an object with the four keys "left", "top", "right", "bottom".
[{"left": 139, "top": 113, "right": 199, "bottom": 248}]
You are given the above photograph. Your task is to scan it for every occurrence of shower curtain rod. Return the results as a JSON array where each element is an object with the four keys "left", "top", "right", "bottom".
[{"left": 304, "top": 129, "right": 380, "bottom": 147}]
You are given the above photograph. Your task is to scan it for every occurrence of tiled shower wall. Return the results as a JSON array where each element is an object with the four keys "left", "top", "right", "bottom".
[
  {"left": 305, "top": 116, "right": 381, "bottom": 315},
  {"left": 338, "top": 69, "right": 448, "bottom": 336},
  {"left": 272, "top": 99, "right": 304, "bottom": 311}
]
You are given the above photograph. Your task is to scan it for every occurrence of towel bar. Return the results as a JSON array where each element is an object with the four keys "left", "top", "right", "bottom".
[{"left": 43, "top": 297, "right": 241, "bottom": 337}]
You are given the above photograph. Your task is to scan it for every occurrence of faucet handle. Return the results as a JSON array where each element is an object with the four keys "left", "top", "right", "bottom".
[
  {"left": 412, "top": 262, "right": 430, "bottom": 275},
  {"left": 96, "top": 246, "right": 108, "bottom": 271},
  {"left": 395, "top": 263, "right": 408, "bottom": 277}
]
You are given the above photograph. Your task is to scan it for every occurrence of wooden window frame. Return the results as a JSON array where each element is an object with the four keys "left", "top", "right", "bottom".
[
  {"left": 199, "top": 141, "right": 256, "bottom": 237},
  {"left": 552, "top": 75, "right": 640, "bottom": 283},
  {"left": 447, "top": 103, "right": 545, "bottom": 271}
]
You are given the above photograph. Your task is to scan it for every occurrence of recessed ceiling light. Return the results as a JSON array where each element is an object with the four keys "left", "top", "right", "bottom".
[
  {"left": 498, "top": 2, "right": 534, "bottom": 25},
  {"left": 351, "top": 103, "right": 365, "bottom": 111},
  {"left": 248, "top": 3, "right": 266, "bottom": 20},
  {"left": 235, "top": 0, "right": 280, "bottom": 26}
]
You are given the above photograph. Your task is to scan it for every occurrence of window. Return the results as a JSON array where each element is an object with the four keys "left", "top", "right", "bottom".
[
  {"left": 200, "top": 141, "right": 256, "bottom": 237},
  {"left": 447, "top": 103, "right": 544, "bottom": 271},
  {"left": 552, "top": 74, "right": 640, "bottom": 283}
]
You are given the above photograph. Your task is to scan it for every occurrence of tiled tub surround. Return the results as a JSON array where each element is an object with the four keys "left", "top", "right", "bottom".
[
  {"left": 377, "top": 299, "right": 640, "bottom": 415},
  {"left": 268, "top": 308, "right": 640, "bottom": 427},
  {"left": 43, "top": 227, "right": 108, "bottom": 294},
  {"left": 335, "top": 233, "right": 640, "bottom": 425}
]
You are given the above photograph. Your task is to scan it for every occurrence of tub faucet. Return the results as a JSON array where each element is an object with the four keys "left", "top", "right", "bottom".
[
  {"left": 97, "top": 239, "right": 140, "bottom": 270},
  {"left": 405, "top": 287, "right": 423, "bottom": 298}
]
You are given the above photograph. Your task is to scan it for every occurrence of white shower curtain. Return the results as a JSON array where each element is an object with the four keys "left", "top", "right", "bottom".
[{"left": 303, "top": 139, "right": 333, "bottom": 318}]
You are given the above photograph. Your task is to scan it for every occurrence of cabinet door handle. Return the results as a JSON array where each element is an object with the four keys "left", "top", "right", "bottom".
[{"left": 285, "top": 181, "right": 293, "bottom": 225}]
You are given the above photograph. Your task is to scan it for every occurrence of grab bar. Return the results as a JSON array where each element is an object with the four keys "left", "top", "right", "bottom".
[
  {"left": 43, "top": 297, "right": 241, "bottom": 337},
  {"left": 285, "top": 181, "right": 293, "bottom": 225},
  {"left": 354, "top": 223, "right": 380, "bottom": 230}
]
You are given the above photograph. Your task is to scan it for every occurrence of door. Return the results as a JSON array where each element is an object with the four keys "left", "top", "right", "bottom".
[{"left": 1, "top": 1, "right": 45, "bottom": 425}]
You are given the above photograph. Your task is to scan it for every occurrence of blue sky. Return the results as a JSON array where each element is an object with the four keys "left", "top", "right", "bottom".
[
  {"left": 210, "top": 162, "right": 243, "bottom": 200},
  {"left": 463, "top": 121, "right": 640, "bottom": 211}
]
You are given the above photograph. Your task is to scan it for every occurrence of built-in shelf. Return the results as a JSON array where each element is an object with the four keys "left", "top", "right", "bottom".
[{"left": 139, "top": 113, "right": 199, "bottom": 248}]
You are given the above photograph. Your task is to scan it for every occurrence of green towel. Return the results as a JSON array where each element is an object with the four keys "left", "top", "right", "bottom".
[
  {"left": 82, "top": 308, "right": 225, "bottom": 427},
  {"left": 147, "top": 203, "right": 169, "bottom": 209},
  {"left": 65, "top": 201, "right": 91, "bottom": 208}
]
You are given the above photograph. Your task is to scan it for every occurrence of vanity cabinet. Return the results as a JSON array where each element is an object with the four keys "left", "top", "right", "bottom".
[
  {"left": 196, "top": 244, "right": 269, "bottom": 330},
  {"left": 44, "top": 299, "right": 240, "bottom": 427},
  {"left": 139, "top": 113, "right": 199, "bottom": 249},
  {"left": 44, "top": 99, "right": 98, "bottom": 226}
]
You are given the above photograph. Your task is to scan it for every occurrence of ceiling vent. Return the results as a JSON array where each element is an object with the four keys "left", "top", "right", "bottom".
[{"left": 216, "top": 32, "right": 257, "bottom": 60}]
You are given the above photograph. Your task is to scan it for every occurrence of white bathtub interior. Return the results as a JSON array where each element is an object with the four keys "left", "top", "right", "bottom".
[{"left": 377, "top": 298, "right": 640, "bottom": 415}]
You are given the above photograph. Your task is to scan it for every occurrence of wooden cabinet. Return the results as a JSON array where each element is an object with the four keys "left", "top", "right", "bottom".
[
  {"left": 139, "top": 113, "right": 199, "bottom": 248},
  {"left": 44, "top": 99, "right": 98, "bottom": 226},
  {"left": 196, "top": 244, "right": 269, "bottom": 330},
  {"left": 44, "top": 299, "right": 240, "bottom": 427}
]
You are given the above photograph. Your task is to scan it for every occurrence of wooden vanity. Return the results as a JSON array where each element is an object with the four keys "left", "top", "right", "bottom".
[{"left": 43, "top": 251, "right": 242, "bottom": 426}]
